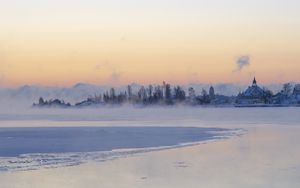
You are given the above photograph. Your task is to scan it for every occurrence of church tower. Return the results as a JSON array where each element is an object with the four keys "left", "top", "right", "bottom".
[{"left": 252, "top": 77, "right": 257, "bottom": 86}]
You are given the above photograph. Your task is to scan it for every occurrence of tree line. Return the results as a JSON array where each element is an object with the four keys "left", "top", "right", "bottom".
[
  {"left": 76, "top": 82, "right": 217, "bottom": 106},
  {"left": 33, "top": 82, "right": 300, "bottom": 108}
]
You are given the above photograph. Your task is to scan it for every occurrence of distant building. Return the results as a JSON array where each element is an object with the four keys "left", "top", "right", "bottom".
[
  {"left": 272, "top": 92, "right": 288, "bottom": 104},
  {"left": 293, "top": 84, "right": 300, "bottom": 96},
  {"left": 290, "top": 84, "right": 300, "bottom": 104},
  {"left": 236, "top": 78, "right": 267, "bottom": 104},
  {"left": 271, "top": 84, "right": 300, "bottom": 105}
]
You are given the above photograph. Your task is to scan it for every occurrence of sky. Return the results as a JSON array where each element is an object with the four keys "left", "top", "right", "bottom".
[{"left": 0, "top": 0, "right": 299, "bottom": 87}]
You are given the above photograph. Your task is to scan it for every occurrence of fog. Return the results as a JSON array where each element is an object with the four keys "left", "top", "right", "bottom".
[
  {"left": 0, "top": 82, "right": 285, "bottom": 111},
  {"left": 1, "top": 105, "right": 299, "bottom": 128}
]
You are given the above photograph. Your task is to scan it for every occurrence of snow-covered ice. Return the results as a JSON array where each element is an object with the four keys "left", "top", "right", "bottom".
[
  {"left": 0, "top": 127, "right": 242, "bottom": 172},
  {"left": 0, "top": 107, "right": 299, "bottom": 187}
]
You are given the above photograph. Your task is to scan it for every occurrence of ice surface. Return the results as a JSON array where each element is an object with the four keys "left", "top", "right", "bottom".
[
  {"left": 1, "top": 107, "right": 299, "bottom": 127},
  {"left": 0, "top": 107, "right": 299, "bottom": 174},
  {"left": 0, "top": 107, "right": 299, "bottom": 188},
  {"left": 0, "top": 127, "right": 242, "bottom": 172}
]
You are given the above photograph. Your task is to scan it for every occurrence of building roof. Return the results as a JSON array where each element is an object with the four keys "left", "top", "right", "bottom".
[{"left": 241, "top": 78, "right": 265, "bottom": 98}]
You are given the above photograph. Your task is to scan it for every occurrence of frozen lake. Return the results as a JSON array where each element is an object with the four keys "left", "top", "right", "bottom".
[
  {"left": 0, "top": 126, "right": 240, "bottom": 172},
  {"left": 0, "top": 107, "right": 299, "bottom": 187},
  {"left": 0, "top": 127, "right": 232, "bottom": 157}
]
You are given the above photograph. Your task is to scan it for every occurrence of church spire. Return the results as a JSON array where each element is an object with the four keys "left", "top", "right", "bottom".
[{"left": 253, "top": 77, "right": 257, "bottom": 86}]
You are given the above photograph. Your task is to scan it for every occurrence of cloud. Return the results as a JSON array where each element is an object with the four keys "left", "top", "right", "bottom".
[{"left": 235, "top": 55, "right": 250, "bottom": 72}]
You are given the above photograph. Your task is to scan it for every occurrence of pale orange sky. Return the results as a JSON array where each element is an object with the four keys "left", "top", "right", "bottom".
[{"left": 0, "top": 0, "right": 299, "bottom": 87}]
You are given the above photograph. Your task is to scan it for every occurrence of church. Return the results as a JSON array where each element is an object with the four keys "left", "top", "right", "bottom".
[{"left": 236, "top": 78, "right": 267, "bottom": 104}]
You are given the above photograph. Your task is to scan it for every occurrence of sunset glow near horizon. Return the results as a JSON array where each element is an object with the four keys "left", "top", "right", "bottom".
[{"left": 0, "top": 0, "right": 300, "bottom": 87}]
